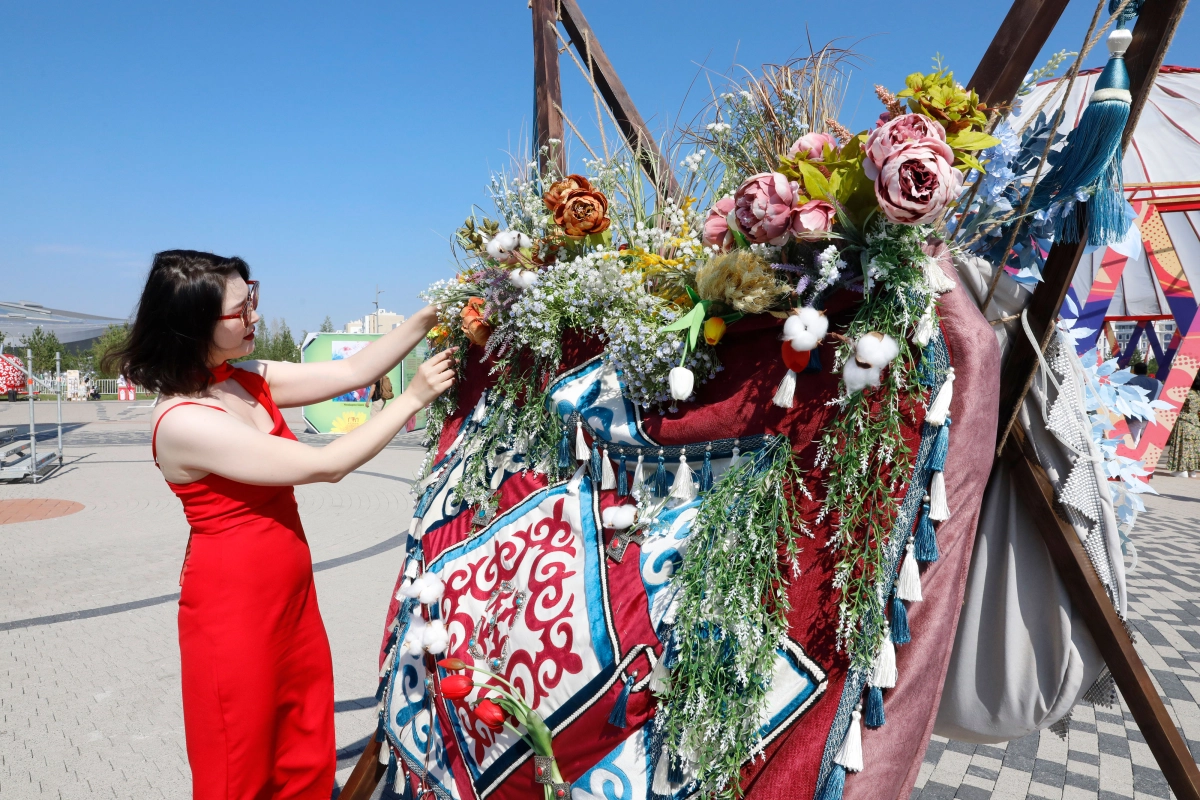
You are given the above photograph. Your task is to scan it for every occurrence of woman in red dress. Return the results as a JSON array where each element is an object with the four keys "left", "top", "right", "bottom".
[{"left": 105, "top": 250, "right": 454, "bottom": 799}]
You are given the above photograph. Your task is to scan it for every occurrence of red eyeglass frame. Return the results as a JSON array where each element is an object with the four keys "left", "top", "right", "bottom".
[{"left": 217, "top": 280, "right": 260, "bottom": 327}]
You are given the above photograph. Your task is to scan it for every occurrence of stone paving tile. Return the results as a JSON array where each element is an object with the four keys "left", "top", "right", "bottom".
[{"left": 912, "top": 474, "right": 1200, "bottom": 799}]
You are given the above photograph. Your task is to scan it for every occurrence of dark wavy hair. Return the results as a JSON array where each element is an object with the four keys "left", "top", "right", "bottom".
[{"left": 103, "top": 250, "right": 251, "bottom": 396}]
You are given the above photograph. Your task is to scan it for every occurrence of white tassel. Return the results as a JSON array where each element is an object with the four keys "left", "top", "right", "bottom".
[
  {"left": 929, "top": 472, "right": 950, "bottom": 521},
  {"left": 870, "top": 632, "right": 897, "bottom": 689},
  {"left": 601, "top": 446, "right": 617, "bottom": 490},
  {"left": 925, "top": 254, "right": 957, "bottom": 294},
  {"left": 896, "top": 540, "right": 923, "bottom": 602},
  {"left": 669, "top": 454, "right": 696, "bottom": 501},
  {"left": 652, "top": 746, "right": 673, "bottom": 795},
  {"left": 575, "top": 417, "right": 589, "bottom": 462},
  {"left": 914, "top": 307, "right": 936, "bottom": 347},
  {"left": 729, "top": 444, "right": 741, "bottom": 468},
  {"left": 631, "top": 454, "right": 646, "bottom": 498},
  {"left": 379, "top": 742, "right": 391, "bottom": 765},
  {"left": 380, "top": 643, "right": 397, "bottom": 677},
  {"left": 772, "top": 369, "right": 798, "bottom": 409},
  {"left": 926, "top": 367, "right": 954, "bottom": 426},
  {"left": 834, "top": 705, "right": 864, "bottom": 773},
  {"left": 648, "top": 653, "right": 671, "bottom": 694},
  {"left": 471, "top": 392, "right": 488, "bottom": 423}
]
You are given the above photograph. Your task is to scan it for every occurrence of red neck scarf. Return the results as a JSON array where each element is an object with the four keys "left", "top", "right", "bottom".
[{"left": 209, "top": 361, "right": 236, "bottom": 384}]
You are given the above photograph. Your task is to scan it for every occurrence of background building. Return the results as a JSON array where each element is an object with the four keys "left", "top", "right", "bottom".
[
  {"left": 343, "top": 309, "right": 405, "bottom": 334},
  {"left": 0, "top": 301, "right": 126, "bottom": 352}
]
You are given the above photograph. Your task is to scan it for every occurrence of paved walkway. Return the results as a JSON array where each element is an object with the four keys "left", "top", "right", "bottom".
[{"left": 1, "top": 399, "right": 1198, "bottom": 798}]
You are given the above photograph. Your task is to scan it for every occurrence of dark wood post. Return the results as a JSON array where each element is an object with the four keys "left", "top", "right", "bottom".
[
  {"left": 968, "top": 0, "right": 1072, "bottom": 109},
  {"left": 532, "top": 0, "right": 565, "bottom": 176}
]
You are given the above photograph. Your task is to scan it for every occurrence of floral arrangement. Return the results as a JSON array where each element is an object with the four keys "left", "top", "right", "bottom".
[{"left": 414, "top": 54, "right": 996, "bottom": 799}]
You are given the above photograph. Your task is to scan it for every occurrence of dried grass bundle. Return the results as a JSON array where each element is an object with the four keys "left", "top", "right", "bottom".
[{"left": 695, "top": 251, "right": 788, "bottom": 314}]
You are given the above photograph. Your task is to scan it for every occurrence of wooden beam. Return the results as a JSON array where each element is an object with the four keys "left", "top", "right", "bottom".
[
  {"left": 994, "top": 0, "right": 1191, "bottom": 454},
  {"left": 532, "top": 0, "right": 565, "bottom": 176},
  {"left": 968, "top": 0, "right": 1072, "bottom": 109},
  {"left": 338, "top": 734, "right": 386, "bottom": 800},
  {"left": 557, "top": 0, "right": 680, "bottom": 198},
  {"left": 1005, "top": 427, "right": 1200, "bottom": 800}
]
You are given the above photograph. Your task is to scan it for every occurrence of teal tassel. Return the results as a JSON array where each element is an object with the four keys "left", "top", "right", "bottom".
[
  {"left": 926, "top": 417, "right": 951, "bottom": 472},
  {"left": 865, "top": 686, "right": 886, "bottom": 728},
  {"left": 374, "top": 718, "right": 387, "bottom": 742},
  {"left": 381, "top": 752, "right": 401, "bottom": 800},
  {"left": 617, "top": 453, "right": 629, "bottom": 496},
  {"left": 1031, "top": 24, "right": 1134, "bottom": 246},
  {"left": 918, "top": 346, "right": 937, "bottom": 387},
  {"left": 654, "top": 454, "right": 669, "bottom": 498},
  {"left": 890, "top": 594, "right": 911, "bottom": 644},
  {"left": 914, "top": 500, "right": 939, "bottom": 562},
  {"left": 557, "top": 427, "right": 571, "bottom": 470},
  {"left": 375, "top": 675, "right": 388, "bottom": 701},
  {"left": 590, "top": 441, "right": 602, "bottom": 483},
  {"left": 804, "top": 348, "right": 822, "bottom": 373},
  {"left": 608, "top": 674, "right": 634, "bottom": 728},
  {"left": 400, "top": 768, "right": 414, "bottom": 800},
  {"left": 817, "top": 764, "right": 846, "bottom": 800},
  {"left": 668, "top": 753, "right": 684, "bottom": 784},
  {"left": 699, "top": 448, "right": 713, "bottom": 492}
]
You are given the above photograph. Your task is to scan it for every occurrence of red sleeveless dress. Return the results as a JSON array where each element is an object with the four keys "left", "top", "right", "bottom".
[{"left": 154, "top": 366, "right": 335, "bottom": 799}]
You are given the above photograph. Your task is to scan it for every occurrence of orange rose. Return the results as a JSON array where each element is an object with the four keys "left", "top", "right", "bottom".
[
  {"left": 555, "top": 189, "right": 611, "bottom": 238},
  {"left": 543, "top": 174, "right": 593, "bottom": 212},
  {"left": 459, "top": 297, "right": 492, "bottom": 347}
]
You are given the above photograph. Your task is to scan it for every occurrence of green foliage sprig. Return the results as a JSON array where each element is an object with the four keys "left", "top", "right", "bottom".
[{"left": 660, "top": 438, "right": 809, "bottom": 799}]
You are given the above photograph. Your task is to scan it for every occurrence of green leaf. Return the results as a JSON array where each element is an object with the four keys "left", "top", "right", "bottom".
[
  {"left": 956, "top": 151, "right": 987, "bottom": 174},
  {"left": 945, "top": 130, "right": 1001, "bottom": 150},
  {"left": 684, "top": 286, "right": 701, "bottom": 305},
  {"left": 659, "top": 302, "right": 708, "bottom": 352},
  {"left": 730, "top": 226, "right": 750, "bottom": 250},
  {"left": 721, "top": 311, "right": 745, "bottom": 325},
  {"left": 794, "top": 161, "right": 832, "bottom": 201}
]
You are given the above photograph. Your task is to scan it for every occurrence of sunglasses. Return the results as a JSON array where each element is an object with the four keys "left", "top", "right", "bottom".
[{"left": 217, "top": 280, "right": 260, "bottom": 327}]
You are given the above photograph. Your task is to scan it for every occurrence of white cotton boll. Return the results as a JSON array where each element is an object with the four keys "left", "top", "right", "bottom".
[
  {"left": 843, "top": 360, "right": 882, "bottom": 394},
  {"left": 782, "top": 307, "right": 828, "bottom": 352},
  {"left": 398, "top": 574, "right": 426, "bottom": 600},
  {"left": 485, "top": 230, "right": 530, "bottom": 264},
  {"left": 510, "top": 269, "right": 539, "bottom": 290},
  {"left": 855, "top": 332, "right": 900, "bottom": 368},
  {"left": 421, "top": 619, "right": 449, "bottom": 654},
  {"left": 417, "top": 572, "right": 444, "bottom": 605},
  {"left": 401, "top": 614, "right": 427, "bottom": 656},
  {"left": 668, "top": 366, "right": 694, "bottom": 401},
  {"left": 601, "top": 504, "right": 637, "bottom": 530}
]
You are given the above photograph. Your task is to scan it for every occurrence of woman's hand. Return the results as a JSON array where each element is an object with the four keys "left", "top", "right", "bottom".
[{"left": 405, "top": 348, "right": 457, "bottom": 407}]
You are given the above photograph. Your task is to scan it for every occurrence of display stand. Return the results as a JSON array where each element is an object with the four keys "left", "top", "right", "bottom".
[{"left": 341, "top": 1, "right": 1200, "bottom": 797}]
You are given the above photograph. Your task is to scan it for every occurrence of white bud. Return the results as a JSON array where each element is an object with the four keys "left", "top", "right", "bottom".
[{"left": 668, "top": 366, "right": 695, "bottom": 401}]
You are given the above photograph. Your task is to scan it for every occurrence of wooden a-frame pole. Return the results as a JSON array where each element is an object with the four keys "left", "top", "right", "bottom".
[{"left": 342, "top": 3, "right": 1199, "bottom": 798}]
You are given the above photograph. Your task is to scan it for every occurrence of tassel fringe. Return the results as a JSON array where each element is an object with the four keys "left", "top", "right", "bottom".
[
  {"left": 914, "top": 500, "right": 939, "bottom": 562},
  {"left": 929, "top": 472, "right": 950, "bottom": 521},
  {"left": 617, "top": 453, "right": 629, "bottom": 496},
  {"left": 870, "top": 630, "right": 897, "bottom": 689},
  {"left": 652, "top": 746, "right": 674, "bottom": 796},
  {"left": 601, "top": 447, "right": 617, "bottom": 490},
  {"left": 590, "top": 441, "right": 603, "bottom": 484},
  {"left": 608, "top": 674, "right": 633, "bottom": 728},
  {"left": 557, "top": 427, "right": 571, "bottom": 470},
  {"left": 864, "top": 685, "right": 886, "bottom": 729},
  {"left": 772, "top": 369, "right": 798, "bottom": 409},
  {"left": 896, "top": 540, "right": 923, "bottom": 602},
  {"left": 699, "top": 448, "right": 714, "bottom": 493},
  {"left": 631, "top": 454, "right": 646, "bottom": 498},
  {"left": 926, "top": 418, "right": 951, "bottom": 471},
  {"left": 817, "top": 764, "right": 846, "bottom": 800},
  {"left": 833, "top": 705, "right": 864, "bottom": 772},
  {"left": 890, "top": 594, "right": 911, "bottom": 644},
  {"left": 575, "top": 418, "right": 589, "bottom": 462},
  {"left": 669, "top": 453, "right": 696, "bottom": 502},
  {"left": 926, "top": 368, "right": 954, "bottom": 426},
  {"left": 648, "top": 653, "right": 671, "bottom": 695},
  {"left": 653, "top": 453, "right": 669, "bottom": 498}
]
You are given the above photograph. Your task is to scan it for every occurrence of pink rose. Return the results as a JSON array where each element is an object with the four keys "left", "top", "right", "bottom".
[
  {"left": 702, "top": 195, "right": 737, "bottom": 250},
  {"left": 875, "top": 140, "right": 965, "bottom": 225},
  {"left": 734, "top": 172, "right": 802, "bottom": 245},
  {"left": 864, "top": 114, "right": 948, "bottom": 180},
  {"left": 788, "top": 132, "right": 838, "bottom": 161},
  {"left": 794, "top": 199, "right": 835, "bottom": 234}
]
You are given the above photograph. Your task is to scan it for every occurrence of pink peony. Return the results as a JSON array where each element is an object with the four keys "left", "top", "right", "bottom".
[
  {"left": 875, "top": 140, "right": 965, "bottom": 225},
  {"left": 794, "top": 199, "right": 835, "bottom": 234},
  {"left": 863, "top": 114, "right": 948, "bottom": 180},
  {"left": 788, "top": 132, "right": 838, "bottom": 161},
  {"left": 734, "top": 172, "right": 802, "bottom": 245},
  {"left": 702, "top": 195, "right": 737, "bottom": 250}
]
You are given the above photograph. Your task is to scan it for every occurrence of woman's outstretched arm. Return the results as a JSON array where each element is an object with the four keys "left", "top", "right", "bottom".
[
  {"left": 246, "top": 305, "right": 440, "bottom": 408},
  {"left": 156, "top": 349, "right": 455, "bottom": 486}
]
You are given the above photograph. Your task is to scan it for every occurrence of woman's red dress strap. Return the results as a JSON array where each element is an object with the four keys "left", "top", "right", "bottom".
[{"left": 152, "top": 402, "right": 227, "bottom": 466}]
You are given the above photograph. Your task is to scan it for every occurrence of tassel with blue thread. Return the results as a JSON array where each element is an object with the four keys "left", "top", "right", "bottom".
[
  {"left": 865, "top": 685, "right": 886, "bottom": 729},
  {"left": 1029, "top": 2, "right": 1140, "bottom": 246},
  {"left": 617, "top": 452, "right": 629, "bottom": 496},
  {"left": 608, "top": 672, "right": 635, "bottom": 728},
  {"left": 380, "top": 750, "right": 401, "bottom": 800},
  {"left": 866, "top": 626, "right": 897, "bottom": 729},
  {"left": 914, "top": 497, "right": 939, "bottom": 563},
  {"left": 557, "top": 426, "right": 571, "bottom": 470},
  {"left": 590, "top": 441, "right": 603, "bottom": 484},
  {"left": 928, "top": 417, "right": 952, "bottom": 522},
  {"left": 890, "top": 592, "right": 911, "bottom": 644},
  {"left": 699, "top": 446, "right": 713, "bottom": 492},
  {"left": 653, "top": 451, "right": 669, "bottom": 498},
  {"left": 817, "top": 765, "right": 847, "bottom": 800}
]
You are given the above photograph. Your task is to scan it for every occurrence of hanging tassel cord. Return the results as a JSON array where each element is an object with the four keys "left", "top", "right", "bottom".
[
  {"left": 617, "top": 453, "right": 629, "bottom": 496},
  {"left": 608, "top": 673, "right": 635, "bottom": 728},
  {"left": 669, "top": 453, "right": 696, "bottom": 501},
  {"left": 890, "top": 593, "right": 911, "bottom": 644},
  {"left": 816, "top": 764, "right": 847, "bottom": 800},
  {"left": 979, "top": 0, "right": 1128, "bottom": 314}
]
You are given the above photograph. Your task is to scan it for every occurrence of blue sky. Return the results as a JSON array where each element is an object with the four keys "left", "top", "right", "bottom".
[{"left": 2, "top": 1, "right": 1197, "bottom": 335}]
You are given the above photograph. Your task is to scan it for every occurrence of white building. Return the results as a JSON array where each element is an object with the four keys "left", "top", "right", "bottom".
[{"left": 343, "top": 309, "right": 405, "bottom": 335}]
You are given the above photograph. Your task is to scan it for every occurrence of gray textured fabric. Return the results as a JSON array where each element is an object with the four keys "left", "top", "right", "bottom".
[{"left": 934, "top": 254, "right": 1126, "bottom": 742}]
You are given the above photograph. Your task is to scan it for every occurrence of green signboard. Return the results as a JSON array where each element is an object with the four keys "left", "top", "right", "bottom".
[{"left": 300, "top": 332, "right": 427, "bottom": 434}]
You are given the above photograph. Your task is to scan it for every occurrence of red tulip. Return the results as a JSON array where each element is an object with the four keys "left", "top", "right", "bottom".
[
  {"left": 474, "top": 698, "right": 507, "bottom": 732},
  {"left": 440, "top": 674, "right": 473, "bottom": 700},
  {"left": 437, "top": 658, "right": 467, "bottom": 672}
]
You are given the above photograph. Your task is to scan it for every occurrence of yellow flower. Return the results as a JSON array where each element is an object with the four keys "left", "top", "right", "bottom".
[
  {"left": 704, "top": 316, "right": 727, "bottom": 345},
  {"left": 331, "top": 410, "right": 369, "bottom": 434}
]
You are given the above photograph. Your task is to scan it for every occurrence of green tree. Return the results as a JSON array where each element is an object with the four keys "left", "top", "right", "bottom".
[
  {"left": 19, "top": 326, "right": 76, "bottom": 373},
  {"left": 273, "top": 319, "right": 300, "bottom": 362},
  {"left": 320, "top": 315, "right": 334, "bottom": 332},
  {"left": 88, "top": 324, "right": 130, "bottom": 378}
]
